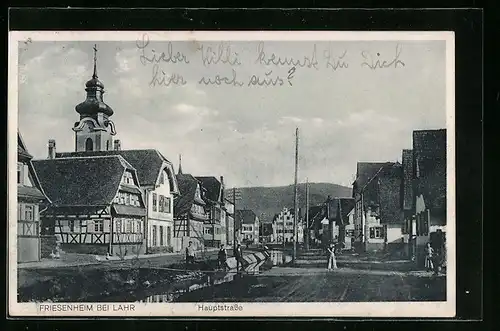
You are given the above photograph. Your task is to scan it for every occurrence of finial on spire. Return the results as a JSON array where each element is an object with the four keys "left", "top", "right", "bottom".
[
  {"left": 178, "top": 154, "right": 183, "bottom": 175},
  {"left": 92, "top": 44, "right": 98, "bottom": 79}
]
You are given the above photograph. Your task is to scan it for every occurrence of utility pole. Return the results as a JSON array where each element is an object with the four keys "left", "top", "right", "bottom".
[
  {"left": 306, "top": 177, "right": 310, "bottom": 251},
  {"left": 229, "top": 187, "right": 241, "bottom": 270},
  {"left": 293, "top": 127, "right": 299, "bottom": 263}
]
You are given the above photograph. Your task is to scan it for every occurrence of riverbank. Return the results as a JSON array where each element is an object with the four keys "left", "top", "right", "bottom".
[{"left": 17, "top": 250, "right": 268, "bottom": 302}]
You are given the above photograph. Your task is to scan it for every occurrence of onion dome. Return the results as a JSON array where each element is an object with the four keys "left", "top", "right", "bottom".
[{"left": 75, "top": 44, "right": 114, "bottom": 117}]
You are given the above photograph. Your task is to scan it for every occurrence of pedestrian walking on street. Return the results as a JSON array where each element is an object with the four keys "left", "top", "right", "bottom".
[
  {"left": 425, "top": 242, "right": 435, "bottom": 272},
  {"left": 218, "top": 244, "right": 227, "bottom": 271},
  {"left": 185, "top": 241, "right": 196, "bottom": 267},
  {"left": 235, "top": 243, "right": 244, "bottom": 271},
  {"left": 327, "top": 243, "right": 338, "bottom": 271}
]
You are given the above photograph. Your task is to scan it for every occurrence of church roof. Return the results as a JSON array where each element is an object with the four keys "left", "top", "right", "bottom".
[
  {"left": 56, "top": 149, "right": 178, "bottom": 191},
  {"left": 33, "top": 155, "right": 135, "bottom": 207},
  {"left": 75, "top": 90, "right": 114, "bottom": 117},
  {"left": 75, "top": 46, "right": 113, "bottom": 117}
]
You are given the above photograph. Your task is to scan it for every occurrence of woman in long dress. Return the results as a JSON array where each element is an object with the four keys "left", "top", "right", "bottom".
[{"left": 327, "top": 243, "right": 338, "bottom": 271}]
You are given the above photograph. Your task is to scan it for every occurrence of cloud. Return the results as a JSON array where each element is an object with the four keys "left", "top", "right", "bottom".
[{"left": 17, "top": 40, "right": 447, "bottom": 188}]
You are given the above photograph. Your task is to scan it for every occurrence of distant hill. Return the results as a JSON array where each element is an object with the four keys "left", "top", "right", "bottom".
[{"left": 226, "top": 183, "right": 352, "bottom": 223}]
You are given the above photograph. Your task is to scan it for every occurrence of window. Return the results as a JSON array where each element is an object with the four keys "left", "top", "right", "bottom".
[
  {"left": 94, "top": 220, "right": 104, "bottom": 232},
  {"left": 152, "top": 193, "right": 157, "bottom": 212},
  {"left": 17, "top": 163, "right": 23, "bottom": 184},
  {"left": 164, "top": 197, "right": 171, "bottom": 213},
  {"left": 369, "top": 226, "right": 384, "bottom": 239},
  {"left": 115, "top": 219, "right": 122, "bottom": 233},
  {"left": 126, "top": 220, "right": 132, "bottom": 232},
  {"left": 159, "top": 195, "right": 165, "bottom": 212},
  {"left": 69, "top": 220, "right": 75, "bottom": 232},
  {"left": 152, "top": 225, "right": 158, "bottom": 246},
  {"left": 159, "top": 226, "right": 164, "bottom": 246},
  {"left": 167, "top": 227, "right": 171, "bottom": 246},
  {"left": 24, "top": 205, "right": 34, "bottom": 222},
  {"left": 159, "top": 172, "right": 164, "bottom": 184},
  {"left": 126, "top": 194, "right": 131, "bottom": 205},
  {"left": 85, "top": 138, "right": 93, "bottom": 151},
  {"left": 106, "top": 140, "right": 110, "bottom": 151}
]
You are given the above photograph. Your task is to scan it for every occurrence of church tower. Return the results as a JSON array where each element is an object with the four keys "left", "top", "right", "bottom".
[{"left": 73, "top": 44, "right": 116, "bottom": 152}]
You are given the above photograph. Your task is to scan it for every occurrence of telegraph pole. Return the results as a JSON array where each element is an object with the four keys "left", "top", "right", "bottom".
[
  {"left": 293, "top": 127, "right": 299, "bottom": 263},
  {"left": 229, "top": 187, "right": 241, "bottom": 270},
  {"left": 305, "top": 177, "right": 310, "bottom": 251}
]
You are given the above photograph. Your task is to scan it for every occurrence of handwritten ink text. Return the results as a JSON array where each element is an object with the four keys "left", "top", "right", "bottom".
[
  {"left": 149, "top": 64, "right": 187, "bottom": 87},
  {"left": 136, "top": 33, "right": 190, "bottom": 66},
  {"left": 361, "top": 44, "right": 405, "bottom": 70},
  {"left": 198, "top": 69, "right": 244, "bottom": 87},
  {"left": 324, "top": 48, "right": 349, "bottom": 71},
  {"left": 255, "top": 42, "right": 319, "bottom": 70},
  {"left": 198, "top": 43, "right": 242, "bottom": 67}
]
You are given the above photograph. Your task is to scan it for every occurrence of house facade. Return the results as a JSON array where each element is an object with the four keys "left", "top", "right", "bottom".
[
  {"left": 307, "top": 205, "right": 327, "bottom": 247},
  {"left": 272, "top": 207, "right": 303, "bottom": 244},
  {"left": 237, "top": 210, "right": 260, "bottom": 245},
  {"left": 224, "top": 199, "right": 235, "bottom": 246},
  {"left": 259, "top": 221, "right": 274, "bottom": 243},
  {"left": 352, "top": 162, "right": 405, "bottom": 253},
  {"left": 57, "top": 149, "right": 179, "bottom": 254},
  {"left": 196, "top": 176, "right": 226, "bottom": 247},
  {"left": 412, "top": 129, "right": 447, "bottom": 265},
  {"left": 34, "top": 156, "right": 147, "bottom": 256},
  {"left": 174, "top": 174, "right": 209, "bottom": 251},
  {"left": 17, "top": 133, "right": 50, "bottom": 263}
]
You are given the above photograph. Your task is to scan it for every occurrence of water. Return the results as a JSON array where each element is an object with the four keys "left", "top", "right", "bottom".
[{"left": 138, "top": 250, "right": 291, "bottom": 303}]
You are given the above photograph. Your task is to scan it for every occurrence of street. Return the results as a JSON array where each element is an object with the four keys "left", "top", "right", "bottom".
[{"left": 175, "top": 267, "right": 446, "bottom": 302}]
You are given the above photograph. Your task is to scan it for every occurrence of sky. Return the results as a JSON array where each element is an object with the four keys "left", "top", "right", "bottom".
[{"left": 17, "top": 37, "right": 447, "bottom": 188}]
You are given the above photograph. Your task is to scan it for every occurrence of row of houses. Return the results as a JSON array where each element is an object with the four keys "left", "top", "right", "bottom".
[
  {"left": 304, "top": 128, "right": 447, "bottom": 265},
  {"left": 15, "top": 57, "right": 259, "bottom": 262}
]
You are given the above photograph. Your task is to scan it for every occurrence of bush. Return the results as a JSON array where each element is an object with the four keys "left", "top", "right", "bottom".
[{"left": 147, "top": 246, "right": 174, "bottom": 254}]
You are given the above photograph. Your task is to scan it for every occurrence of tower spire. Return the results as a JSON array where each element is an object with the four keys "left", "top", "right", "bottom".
[
  {"left": 92, "top": 44, "right": 98, "bottom": 79},
  {"left": 178, "top": 154, "right": 183, "bottom": 175}
]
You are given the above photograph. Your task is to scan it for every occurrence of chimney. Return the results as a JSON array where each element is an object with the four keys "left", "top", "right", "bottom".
[
  {"left": 113, "top": 139, "right": 121, "bottom": 151},
  {"left": 48, "top": 139, "right": 56, "bottom": 159},
  {"left": 220, "top": 176, "right": 224, "bottom": 200}
]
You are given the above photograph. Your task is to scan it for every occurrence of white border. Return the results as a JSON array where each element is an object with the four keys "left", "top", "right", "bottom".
[{"left": 8, "top": 30, "right": 456, "bottom": 318}]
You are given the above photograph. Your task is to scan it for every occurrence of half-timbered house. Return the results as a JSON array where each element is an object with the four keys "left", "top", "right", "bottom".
[
  {"left": 174, "top": 173, "right": 209, "bottom": 251},
  {"left": 33, "top": 155, "right": 147, "bottom": 257},
  {"left": 17, "top": 132, "right": 50, "bottom": 262},
  {"left": 56, "top": 148, "right": 179, "bottom": 254},
  {"left": 195, "top": 176, "right": 226, "bottom": 247}
]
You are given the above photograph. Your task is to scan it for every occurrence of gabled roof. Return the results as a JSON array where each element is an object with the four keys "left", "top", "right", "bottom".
[
  {"left": 338, "top": 198, "right": 355, "bottom": 222},
  {"left": 56, "top": 149, "right": 178, "bottom": 192},
  {"left": 402, "top": 149, "right": 414, "bottom": 210},
  {"left": 307, "top": 205, "right": 326, "bottom": 229},
  {"left": 236, "top": 209, "right": 258, "bottom": 225},
  {"left": 353, "top": 162, "right": 391, "bottom": 189},
  {"left": 18, "top": 132, "right": 50, "bottom": 202},
  {"left": 33, "top": 155, "right": 135, "bottom": 207},
  {"left": 195, "top": 176, "right": 222, "bottom": 202},
  {"left": 174, "top": 174, "right": 205, "bottom": 217},
  {"left": 413, "top": 129, "right": 446, "bottom": 211}
]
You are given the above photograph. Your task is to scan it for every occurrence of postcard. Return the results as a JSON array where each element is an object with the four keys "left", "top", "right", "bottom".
[{"left": 8, "top": 30, "right": 455, "bottom": 317}]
